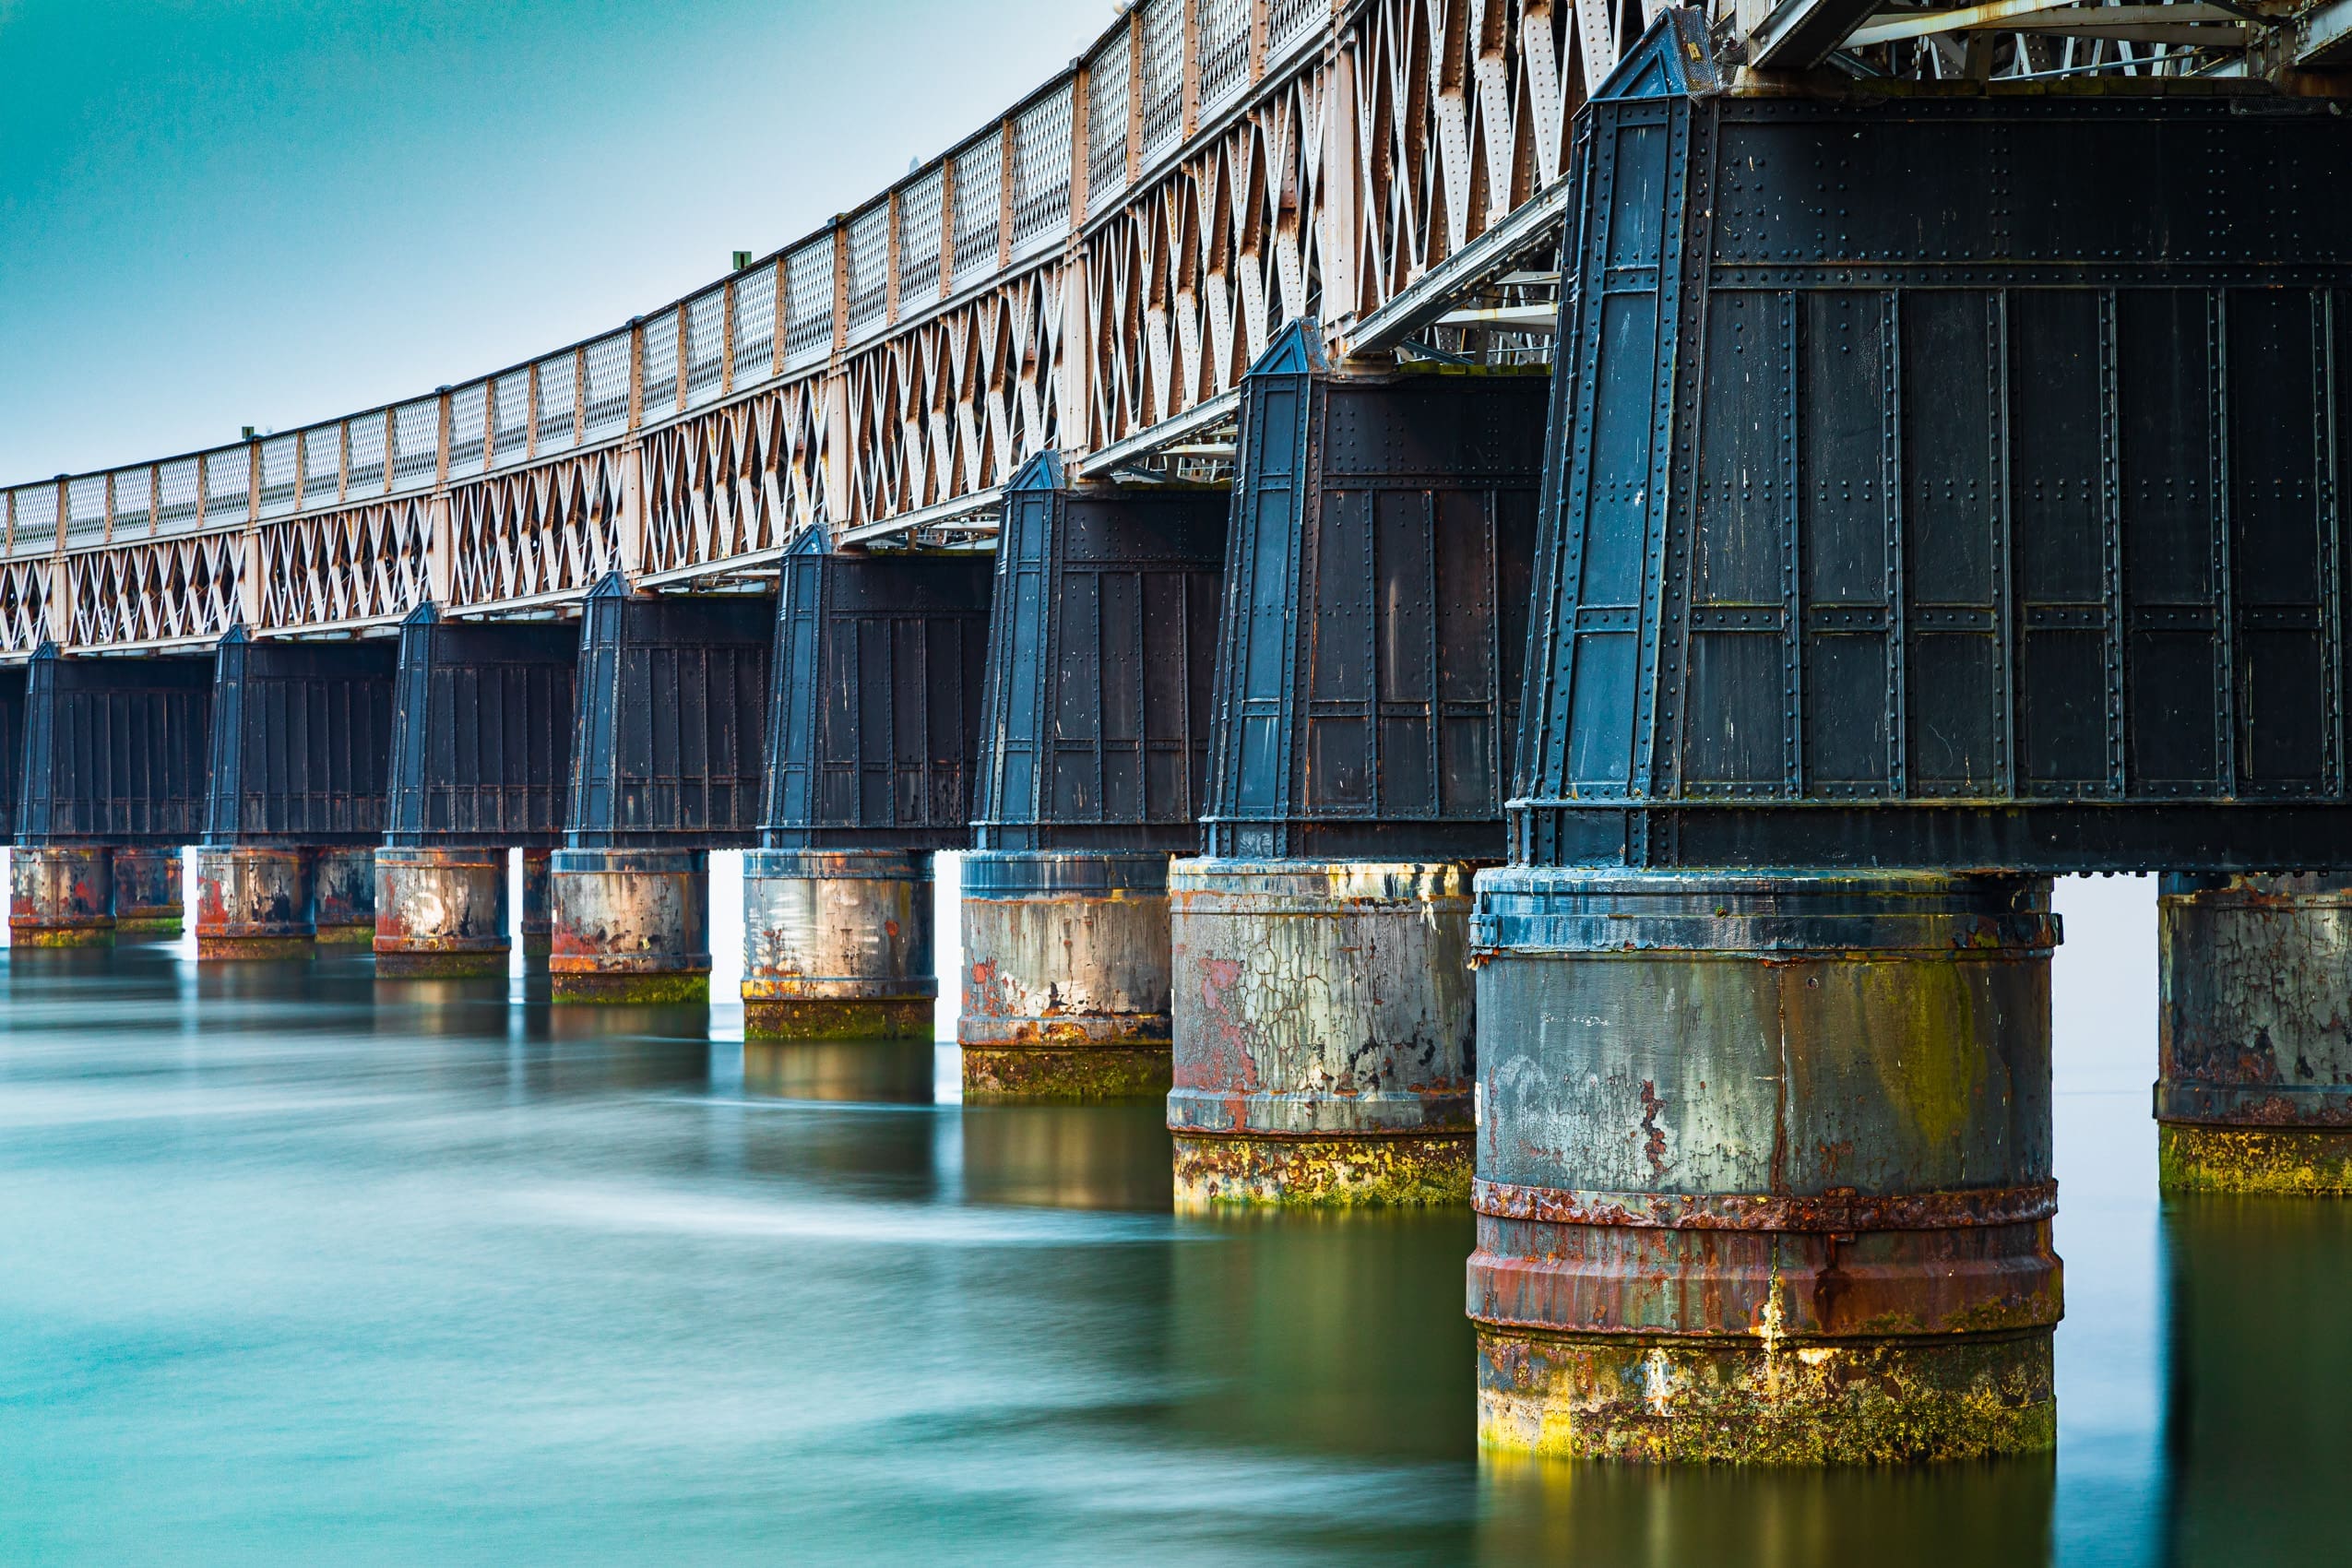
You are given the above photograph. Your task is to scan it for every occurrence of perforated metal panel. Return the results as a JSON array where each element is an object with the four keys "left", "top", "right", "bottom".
[
  {"left": 1010, "top": 88, "right": 1074, "bottom": 258},
  {"left": 491, "top": 370, "right": 533, "bottom": 463},
  {"left": 1086, "top": 33, "right": 1131, "bottom": 208},
  {"left": 1195, "top": 0, "right": 1252, "bottom": 113},
  {"left": 732, "top": 266, "right": 778, "bottom": 380},
  {"left": 783, "top": 240, "right": 836, "bottom": 369},
  {"left": 535, "top": 354, "right": 579, "bottom": 452},
  {"left": 683, "top": 290, "right": 726, "bottom": 407},
  {"left": 897, "top": 168, "right": 945, "bottom": 306},
  {"left": 846, "top": 205, "right": 892, "bottom": 339},
  {"left": 583, "top": 333, "right": 632, "bottom": 439},
  {"left": 1139, "top": 0, "right": 1186, "bottom": 161},
  {"left": 951, "top": 135, "right": 1004, "bottom": 287},
  {"left": 259, "top": 436, "right": 299, "bottom": 517},
  {"left": 445, "top": 385, "right": 489, "bottom": 478}
]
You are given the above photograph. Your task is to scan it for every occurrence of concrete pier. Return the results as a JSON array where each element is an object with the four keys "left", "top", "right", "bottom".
[
  {"left": 519, "top": 849, "right": 552, "bottom": 959},
  {"left": 374, "top": 847, "right": 510, "bottom": 977},
  {"left": 111, "top": 848, "right": 184, "bottom": 936},
  {"left": 1167, "top": 859, "right": 1476, "bottom": 1206},
  {"left": 10, "top": 846, "right": 114, "bottom": 947},
  {"left": 549, "top": 848, "right": 710, "bottom": 1004},
  {"left": 312, "top": 847, "right": 376, "bottom": 945},
  {"left": 742, "top": 849, "right": 933, "bottom": 1039},
  {"left": 2158, "top": 873, "right": 2352, "bottom": 1194},
  {"left": 1467, "top": 871, "right": 2062, "bottom": 1464},
  {"left": 194, "top": 847, "right": 315, "bottom": 959},
  {"left": 960, "top": 850, "right": 1172, "bottom": 1099}
]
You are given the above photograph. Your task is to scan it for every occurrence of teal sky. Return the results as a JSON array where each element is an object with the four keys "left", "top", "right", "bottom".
[{"left": 0, "top": 0, "right": 1111, "bottom": 484}]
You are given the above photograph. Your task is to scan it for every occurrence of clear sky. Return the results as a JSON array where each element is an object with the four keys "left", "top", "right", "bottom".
[{"left": 0, "top": 0, "right": 1112, "bottom": 485}]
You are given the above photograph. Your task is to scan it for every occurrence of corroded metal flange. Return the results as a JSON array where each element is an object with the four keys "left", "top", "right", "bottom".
[
  {"left": 195, "top": 846, "right": 314, "bottom": 961},
  {"left": 2157, "top": 873, "right": 2352, "bottom": 1194},
  {"left": 549, "top": 848, "right": 710, "bottom": 1004},
  {"left": 742, "top": 848, "right": 934, "bottom": 1039},
  {"left": 961, "top": 851, "right": 1172, "bottom": 1100},
  {"left": 10, "top": 846, "right": 116, "bottom": 947},
  {"left": 1168, "top": 858, "right": 1477, "bottom": 1206},
  {"left": 1469, "top": 869, "right": 2062, "bottom": 1463}
]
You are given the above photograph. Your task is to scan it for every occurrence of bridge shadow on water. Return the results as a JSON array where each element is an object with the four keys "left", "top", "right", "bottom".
[{"left": 0, "top": 940, "right": 2338, "bottom": 1565}]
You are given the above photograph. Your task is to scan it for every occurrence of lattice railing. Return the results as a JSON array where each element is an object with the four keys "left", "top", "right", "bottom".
[{"left": 10, "top": 0, "right": 1643, "bottom": 644}]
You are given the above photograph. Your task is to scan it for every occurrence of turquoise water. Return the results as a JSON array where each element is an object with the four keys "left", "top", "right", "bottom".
[{"left": 0, "top": 873, "right": 2334, "bottom": 1565}]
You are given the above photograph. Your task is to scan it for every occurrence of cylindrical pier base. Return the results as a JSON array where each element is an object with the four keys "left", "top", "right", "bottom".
[
  {"left": 311, "top": 847, "right": 376, "bottom": 944},
  {"left": 1167, "top": 859, "right": 1475, "bottom": 1206},
  {"left": 549, "top": 848, "right": 710, "bottom": 1004},
  {"left": 374, "top": 847, "right": 511, "bottom": 977},
  {"left": 2158, "top": 873, "right": 2352, "bottom": 1194},
  {"left": 195, "top": 847, "right": 315, "bottom": 959},
  {"left": 960, "top": 850, "right": 1171, "bottom": 1099},
  {"left": 741, "top": 849, "right": 933, "bottom": 1038},
  {"left": 519, "top": 848, "right": 552, "bottom": 959},
  {"left": 1467, "top": 871, "right": 2062, "bottom": 1465},
  {"left": 10, "top": 846, "right": 115, "bottom": 947},
  {"left": 111, "top": 848, "right": 184, "bottom": 937}
]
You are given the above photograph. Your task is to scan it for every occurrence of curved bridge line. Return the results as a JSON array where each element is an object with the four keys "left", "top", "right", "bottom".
[{"left": 2, "top": 0, "right": 1613, "bottom": 659}]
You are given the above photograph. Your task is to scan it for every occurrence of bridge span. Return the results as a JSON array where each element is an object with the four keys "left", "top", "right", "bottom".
[{"left": 9, "top": 0, "right": 2352, "bottom": 1469}]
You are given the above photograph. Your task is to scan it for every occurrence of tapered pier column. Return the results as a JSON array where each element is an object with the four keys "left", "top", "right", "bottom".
[
  {"left": 195, "top": 847, "right": 315, "bottom": 959},
  {"left": 111, "top": 849, "right": 184, "bottom": 936},
  {"left": 10, "top": 847, "right": 114, "bottom": 946},
  {"left": 742, "top": 849, "right": 933, "bottom": 1039},
  {"left": 312, "top": 847, "right": 376, "bottom": 944},
  {"left": 1170, "top": 323, "right": 1541, "bottom": 1201},
  {"left": 1169, "top": 859, "right": 1475, "bottom": 1204},
  {"left": 520, "top": 849, "right": 552, "bottom": 959},
  {"left": 961, "top": 851, "right": 1172, "bottom": 1097},
  {"left": 1468, "top": 871, "right": 2062, "bottom": 1464},
  {"left": 550, "top": 848, "right": 711, "bottom": 1004},
  {"left": 374, "top": 847, "right": 509, "bottom": 977},
  {"left": 2158, "top": 873, "right": 2352, "bottom": 1193}
]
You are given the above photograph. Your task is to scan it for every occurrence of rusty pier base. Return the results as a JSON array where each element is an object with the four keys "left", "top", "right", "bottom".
[
  {"left": 549, "top": 848, "right": 709, "bottom": 1004},
  {"left": 961, "top": 850, "right": 1171, "bottom": 1099},
  {"left": 742, "top": 849, "right": 933, "bottom": 1039},
  {"left": 195, "top": 847, "right": 315, "bottom": 959},
  {"left": 311, "top": 847, "right": 376, "bottom": 945},
  {"left": 519, "top": 849, "right": 552, "bottom": 959},
  {"left": 374, "top": 847, "right": 510, "bottom": 978},
  {"left": 1468, "top": 871, "right": 2063, "bottom": 1464},
  {"left": 2158, "top": 873, "right": 2352, "bottom": 1194},
  {"left": 1167, "top": 858, "right": 1476, "bottom": 1206},
  {"left": 111, "top": 848, "right": 184, "bottom": 937},
  {"left": 10, "top": 846, "right": 116, "bottom": 947}
]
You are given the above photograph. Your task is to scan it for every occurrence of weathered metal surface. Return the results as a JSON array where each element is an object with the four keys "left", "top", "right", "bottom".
[
  {"left": 16, "top": 647, "right": 211, "bottom": 847},
  {"left": 194, "top": 846, "right": 315, "bottom": 959},
  {"left": 1202, "top": 323, "right": 1542, "bottom": 861},
  {"left": 2158, "top": 872, "right": 2352, "bottom": 1192},
  {"left": 0, "top": 664, "right": 22, "bottom": 843},
  {"left": 519, "top": 848, "right": 552, "bottom": 958},
  {"left": 548, "top": 847, "right": 710, "bottom": 1004},
  {"left": 9, "top": 846, "right": 114, "bottom": 946},
  {"left": 386, "top": 604, "right": 576, "bottom": 849},
  {"left": 742, "top": 848, "right": 933, "bottom": 1039},
  {"left": 311, "top": 846, "right": 376, "bottom": 944},
  {"left": 1518, "top": 69, "right": 2352, "bottom": 875},
  {"left": 971, "top": 453, "right": 1225, "bottom": 855},
  {"left": 374, "top": 846, "right": 510, "bottom": 978},
  {"left": 1168, "top": 858, "right": 1477, "bottom": 1206},
  {"left": 959, "top": 849, "right": 1171, "bottom": 1099},
  {"left": 1467, "top": 870, "right": 2061, "bottom": 1462},
  {"left": 566, "top": 575, "right": 769, "bottom": 849},
  {"left": 109, "top": 847, "right": 184, "bottom": 935},
  {"left": 761, "top": 533, "right": 992, "bottom": 851},
  {"left": 204, "top": 629, "right": 397, "bottom": 847}
]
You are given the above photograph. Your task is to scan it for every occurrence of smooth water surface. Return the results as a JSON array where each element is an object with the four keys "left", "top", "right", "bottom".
[{"left": 0, "top": 873, "right": 2335, "bottom": 1565}]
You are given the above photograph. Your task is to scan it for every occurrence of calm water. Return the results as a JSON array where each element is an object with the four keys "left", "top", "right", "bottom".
[{"left": 0, "top": 866, "right": 2335, "bottom": 1565}]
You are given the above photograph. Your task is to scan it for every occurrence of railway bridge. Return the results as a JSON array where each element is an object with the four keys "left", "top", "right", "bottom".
[{"left": 10, "top": 0, "right": 2352, "bottom": 1465}]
